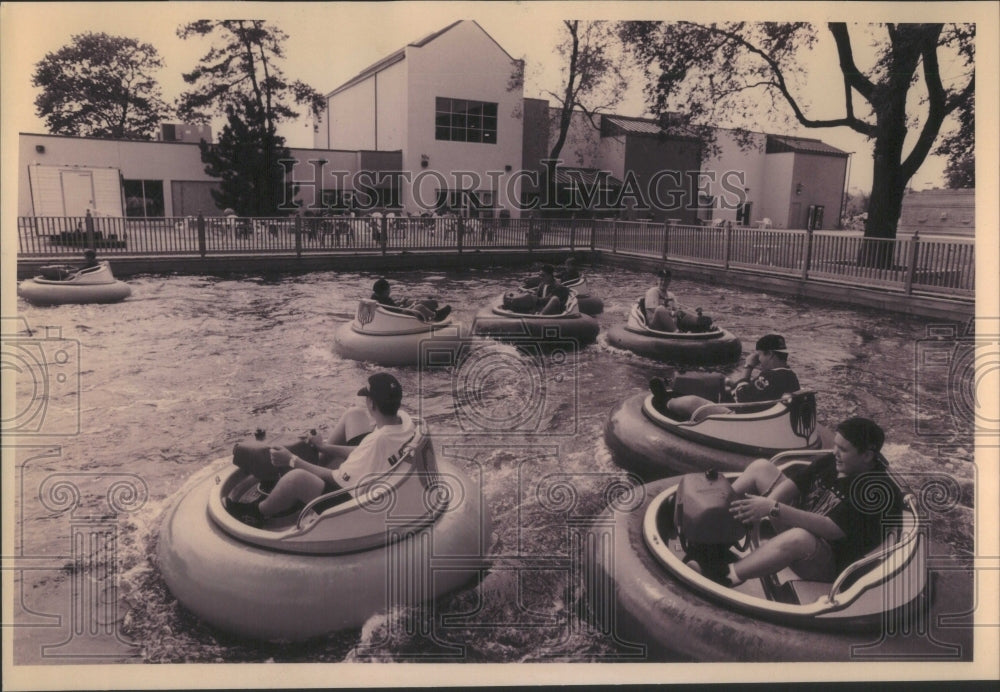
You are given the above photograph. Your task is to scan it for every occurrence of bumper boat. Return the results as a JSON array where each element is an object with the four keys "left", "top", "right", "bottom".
[
  {"left": 17, "top": 261, "right": 131, "bottom": 305},
  {"left": 584, "top": 455, "right": 971, "bottom": 661},
  {"left": 604, "top": 387, "right": 829, "bottom": 479},
  {"left": 561, "top": 277, "right": 603, "bottom": 316},
  {"left": 607, "top": 302, "right": 741, "bottom": 365},
  {"left": 334, "top": 299, "right": 464, "bottom": 366},
  {"left": 157, "top": 428, "right": 490, "bottom": 641},
  {"left": 472, "top": 293, "right": 600, "bottom": 346}
]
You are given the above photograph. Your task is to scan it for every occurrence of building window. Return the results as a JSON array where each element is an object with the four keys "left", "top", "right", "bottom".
[
  {"left": 435, "top": 97, "right": 497, "bottom": 144},
  {"left": 123, "top": 179, "right": 164, "bottom": 217}
]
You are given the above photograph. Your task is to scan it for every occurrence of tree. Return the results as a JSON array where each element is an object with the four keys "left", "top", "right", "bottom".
[
  {"left": 620, "top": 22, "right": 975, "bottom": 251},
  {"left": 547, "top": 21, "right": 629, "bottom": 162},
  {"left": 177, "top": 20, "right": 325, "bottom": 215},
  {"left": 200, "top": 98, "right": 294, "bottom": 216},
  {"left": 539, "top": 21, "right": 629, "bottom": 211},
  {"left": 176, "top": 20, "right": 325, "bottom": 131},
  {"left": 936, "top": 85, "right": 974, "bottom": 189},
  {"left": 32, "top": 32, "right": 169, "bottom": 139}
]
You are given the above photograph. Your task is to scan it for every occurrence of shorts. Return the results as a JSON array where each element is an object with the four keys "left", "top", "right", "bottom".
[{"left": 789, "top": 535, "right": 837, "bottom": 582}]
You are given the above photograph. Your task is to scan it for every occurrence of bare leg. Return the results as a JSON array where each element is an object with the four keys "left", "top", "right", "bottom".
[
  {"left": 539, "top": 297, "right": 563, "bottom": 315},
  {"left": 259, "top": 469, "right": 325, "bottom": 516},
  {"left": 649, "top": 306, "right": 677, "bottom": 331},
  {"left": 732, "top": 527, "right": 829, "bottom": 581},
  {"left": 730, "top": 457, "right": 784, "bottom": 496}
]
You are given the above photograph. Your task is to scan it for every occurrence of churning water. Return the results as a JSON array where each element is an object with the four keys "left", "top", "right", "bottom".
[{"left": 10, "top": 262, "right": 975, "bottom": 664}]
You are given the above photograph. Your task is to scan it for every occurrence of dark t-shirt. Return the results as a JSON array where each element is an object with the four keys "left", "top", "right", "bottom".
[
  {"left": 536, "top": 280, "right": 569, "bottom": 304},
  {"left": 790, "top": 454, "right": 903, "bottom": 572},
  {"left": 731, "top": 366, "right": 800, "bottom": 403},
  {"left": 371, "top": 292, "right": 397, "bottom": 307}
]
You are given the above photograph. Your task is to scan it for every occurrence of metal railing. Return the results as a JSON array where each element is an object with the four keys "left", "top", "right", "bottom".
[{"left": 17, "top": 213, "right": 973, "bottom": 299}]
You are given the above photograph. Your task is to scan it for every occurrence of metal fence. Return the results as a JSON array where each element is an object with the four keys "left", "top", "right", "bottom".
[{"left": 17, "top": 213, "right": 973, "bottom": 299}]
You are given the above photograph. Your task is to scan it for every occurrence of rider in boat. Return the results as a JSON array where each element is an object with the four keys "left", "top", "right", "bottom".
[
  {"left": 651, "top": 333, "right": 800, "bottom": 420},
  {"left": 644, "top": 268, "right": 679, "bottom": 331},
  {"left": 225, "top": 373, "right": 416, "bottom": 527},
  {"left": 371, "top": 278, "right": 451, "bottom": 322},
  {"left": 535, "top": 264, "right": 571, "bottom": 315},
  {"left": 555, "top": 256, "right": 581, "bottom": 282},
  {"left": 688, "top": 417, "right": 903, "bottom": 587}
]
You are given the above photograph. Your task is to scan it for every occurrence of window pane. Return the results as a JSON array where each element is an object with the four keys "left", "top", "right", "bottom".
[
  {"left": 467, "top": 128, "right": 482, "bottom": 143},
  {"left": 467, "top": 113, "right": 481, "bottom": 128},
  {"left": 436, "top": 126, "right": 450, "bottom": 141},
  {"left": 436, "top": 113, "right": 451, "bottom": 127},
  {"left": 451, "top": 112, "right": 466, "bottom": 128},
  {"left": 453, "top": 99, "right": 468, "bottom": 114},
  {"left": 483, "top": 131, "right": 496, "bottom": 144},
  {"left": 467, "top": 103, "right": 483, "bottom": 117},
  {"left": 452, "top": 128, "right": 466, "bottom": 142},
  {"left": 483, "top": 103, "right": 497, "bottom": 117}
]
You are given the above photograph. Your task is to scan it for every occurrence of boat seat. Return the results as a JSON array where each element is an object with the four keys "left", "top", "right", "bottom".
[{"left": 783, "top": 527, "right": 902, "bottom": 605}]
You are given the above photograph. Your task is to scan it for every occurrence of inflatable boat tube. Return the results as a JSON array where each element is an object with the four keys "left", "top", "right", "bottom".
[
  {"left": 334, "top": 299, "right": 465, "bottom": 366},
  {"left": 607, "top": 303, "right": 741, "bottom": 365},
  {"left": 472, "top": 294, "right": 600, "bottom": 346},
  {"left": 583, "top": 457, "right": 972, "bottom": 661},
  {"left": 157, "top": 430, "right": 490, "bottom": 641},
  {"left": 561, "top": 277, "right": 604, "bottom": 316},
  {"left": 17, "top": 262, "right": 131, "bottom": 305},
  {"left": 604, "top": 391, "right": 830, "bottom": 480}
]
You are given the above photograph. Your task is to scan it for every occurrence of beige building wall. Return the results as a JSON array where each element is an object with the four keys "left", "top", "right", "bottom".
[{"left": 405, "top": 20, "right": 524, "bottom": 215}]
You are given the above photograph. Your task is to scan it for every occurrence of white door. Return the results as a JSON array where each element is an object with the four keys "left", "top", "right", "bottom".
[{"left": 61, "top": 171, "right": 95, "bottom": 216}]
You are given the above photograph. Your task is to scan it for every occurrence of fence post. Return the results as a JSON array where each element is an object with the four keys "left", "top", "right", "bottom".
[
  {"left": 801, "top": 227, "right": 814, "bottom": 280},
  {"left": 85, "top": 209, "right": 95, "bottom": 250},
  {"left": 457, "top": 217, "right": 464, "bottom": 254},
  {"left": 723, "top": 222, "right": 733, "bottom": 270},
  {"left": 589, "top": 219, "right": 596, "bottom": 251},
  {"left": 569, "top": 214, "right": 576, "bottom": 251},
  {"left": 197, "top": 212, "right": 206, "bottom": 257},
  {"left": 661, "top": 220, "right": 672, "bottom": 259},
  {"left": 380, "top": 216, "right": 388, "bottom": 255},
  {"left": 612, "top": 220, "right": 619, "bottom": 254},
  {"left": 904, "top": 231, "right": 920, "bottom": 295},
  {"left": 294, "top": 214, "right": 303, "bottom": 258}
]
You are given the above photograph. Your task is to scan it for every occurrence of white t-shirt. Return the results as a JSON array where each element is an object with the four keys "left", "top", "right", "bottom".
[{"left": 331, "top": 410, "right": 415, "bottom": 490}]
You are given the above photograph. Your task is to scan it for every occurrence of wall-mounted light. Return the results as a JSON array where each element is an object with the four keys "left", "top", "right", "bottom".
[
  {"left": 504, "top": 164, "right": 512, "bottom": 172},
  {"left": 35, "top": 145, "right": 45, "bottom": 154},
  {"left": 420, "top": 154, "right": 429, "bottom": 168},
  {"left": 795, "top": 182, "right": 803, "bottom": 196}
]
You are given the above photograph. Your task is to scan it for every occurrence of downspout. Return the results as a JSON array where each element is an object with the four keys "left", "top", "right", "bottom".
[{"left": 374, "top": 72, "right": 378, "bottom": 151}]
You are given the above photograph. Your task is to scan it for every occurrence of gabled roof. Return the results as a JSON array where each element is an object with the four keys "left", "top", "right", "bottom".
[
  {"left": 766, "top": 134, "right": 848, "bottom": 157},
  {"left": 327, "top": 20, "right": 514, "bottom": 98},
  {"left": 602, "top": 115, "right": 664, "bottom": 136}
]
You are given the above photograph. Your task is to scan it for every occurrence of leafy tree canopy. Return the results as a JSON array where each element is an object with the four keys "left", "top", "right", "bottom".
[
  {"left": 176, "top": 19, "right": 325, "bottom": 132},
  {"left": 32, "top": 32, "right": 169, "bottom": 139},
  {"left": 620, "top": 21, "right": 975, "bottom": 240}
]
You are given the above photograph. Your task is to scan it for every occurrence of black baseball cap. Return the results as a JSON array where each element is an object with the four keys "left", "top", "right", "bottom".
[
  {"left": 756, "top": 334, "right": 788, "bottom": 353},
  {"left": 358, "top": 373, "right": 403, "bottom": 406}
]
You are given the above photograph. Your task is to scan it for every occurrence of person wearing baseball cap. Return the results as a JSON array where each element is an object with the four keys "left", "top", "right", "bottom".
[
  {"left": 534, "top": 263, "right": 570, "bottom": 315},
  {"left": 225, "top": 373, "right": 415, "bottom": 526},
  {"left": 653, "top": 333, "right": 800, "bottom": 420}
]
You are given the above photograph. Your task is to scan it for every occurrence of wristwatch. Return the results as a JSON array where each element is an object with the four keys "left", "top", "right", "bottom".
[{"left": 769, "top": 501, "right": 781, "bottom": 518}]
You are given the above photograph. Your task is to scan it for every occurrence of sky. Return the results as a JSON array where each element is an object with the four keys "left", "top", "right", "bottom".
[{"left": 0, "top": 1, "right": 988, "bottom": 194}]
